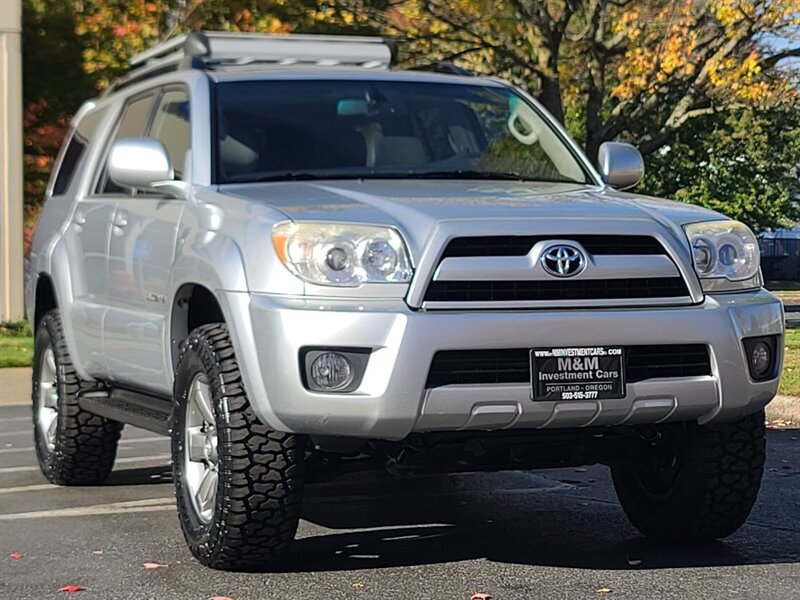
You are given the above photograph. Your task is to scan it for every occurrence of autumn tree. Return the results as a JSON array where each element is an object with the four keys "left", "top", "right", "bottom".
[{"left": 644, "top": 107, "right": 800, "bottom": 230}]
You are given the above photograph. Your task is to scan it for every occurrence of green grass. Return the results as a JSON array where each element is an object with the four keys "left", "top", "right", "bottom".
[
  {"left": 0, "top": 319, "right": 33, "bottom": 368},
  {"left": 781, "top": 329, "right": 800, "bottom": 397},
  {"left": 0, "top": 337, "right": 33, "bottom": 368}
]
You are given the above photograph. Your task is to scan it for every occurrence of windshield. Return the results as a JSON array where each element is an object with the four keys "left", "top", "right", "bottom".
[{"left": 214, "top": 79, "right": 591, "bottom": 184}]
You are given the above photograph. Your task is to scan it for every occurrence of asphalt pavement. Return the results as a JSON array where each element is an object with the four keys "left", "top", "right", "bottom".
[{"left": 1, "top": 403, "right": 799, "bottom": 600}]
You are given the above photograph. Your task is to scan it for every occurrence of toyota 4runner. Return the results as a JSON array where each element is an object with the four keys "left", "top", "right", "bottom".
[{"left": 28, "top": 31, "right": 784, "bottom": 570}]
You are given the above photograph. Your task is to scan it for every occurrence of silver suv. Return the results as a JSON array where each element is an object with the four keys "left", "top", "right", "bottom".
[{"left": 28, "top": 31, "right": 784, "bottom": 570}]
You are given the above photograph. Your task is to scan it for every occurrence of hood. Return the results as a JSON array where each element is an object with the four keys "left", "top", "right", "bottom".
[{"left": 224, "top": 180, "right": 723, "bottom": 258}]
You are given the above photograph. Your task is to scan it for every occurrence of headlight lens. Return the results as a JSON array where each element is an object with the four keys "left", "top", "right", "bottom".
[
  {"left": 683, "top": 220, "right": 761, "bottom": 290},
  {"left": 272, "top": 222, "right": 412, "bottom": 287}
]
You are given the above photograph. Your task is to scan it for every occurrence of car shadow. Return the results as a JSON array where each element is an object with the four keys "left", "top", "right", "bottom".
[
  {"left": 278, "top": 442, "right": 800, "bottom": 573},
  {"left": 106, "top": 465, "right": 173, "bottom": 486}
]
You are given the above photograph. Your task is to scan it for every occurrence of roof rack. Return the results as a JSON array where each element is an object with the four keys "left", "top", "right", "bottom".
[
  {"left": 131, "top": 31, "right": 395, "bottom": 68},
  {"left": 107, "top": 31, "right": 396, "bottom": 93}
]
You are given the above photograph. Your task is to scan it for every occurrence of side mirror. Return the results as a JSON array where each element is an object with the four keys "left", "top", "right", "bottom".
[
  {"left": 108, "top": 138, "right": 187, "bottom": 198},
  {"left": 597, "top": 142, "right": 644, "bottom": 190}
]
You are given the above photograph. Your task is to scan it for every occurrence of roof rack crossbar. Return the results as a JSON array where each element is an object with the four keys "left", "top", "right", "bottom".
[{"left": 128, "top": 31, "right": 395, "bottom": 71}]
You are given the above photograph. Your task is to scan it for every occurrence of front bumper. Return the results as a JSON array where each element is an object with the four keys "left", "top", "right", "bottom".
[{"left": 220, "top": 289, "right": 784, "bottom": 440}]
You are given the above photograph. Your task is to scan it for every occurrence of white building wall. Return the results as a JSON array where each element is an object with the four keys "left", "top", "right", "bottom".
[{"left": 0, "top": 0, "right": 24, "bottom": 321}]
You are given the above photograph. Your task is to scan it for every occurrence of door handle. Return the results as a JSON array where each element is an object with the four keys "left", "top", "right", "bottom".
[
  {"left": 74, "top": 211, "right": 86, "bottom": 226},
  {"left": 113, "top": 211, "right": 129, "bottom": 228}
]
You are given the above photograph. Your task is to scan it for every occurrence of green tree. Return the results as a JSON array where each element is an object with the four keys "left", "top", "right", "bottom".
[{"left": 643, "top": 108, "right": 800, "bottom": 231}]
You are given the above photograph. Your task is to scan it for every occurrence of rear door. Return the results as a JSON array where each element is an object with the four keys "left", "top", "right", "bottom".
[
  {"left": 55, "top": 104, "right": 115, "bottom": 379},
  {"left": 104, "top": 86, "right": 190, "bottom": 395}
]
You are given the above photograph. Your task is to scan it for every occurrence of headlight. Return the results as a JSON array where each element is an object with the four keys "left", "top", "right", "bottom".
[
  {"left": 683, "top": 220, "right": 762, "bottom": 291},
  {"left": 272, "top": 222, "right": 413, "bottom": 287}
]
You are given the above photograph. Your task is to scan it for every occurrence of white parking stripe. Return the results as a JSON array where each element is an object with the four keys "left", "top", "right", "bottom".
[
  {"left": 0, "top": 430, "right": 33, "bottom": 437},
  {"left": 0, "top": 436, "right": 168, "bottom": 454},
  {"left": 0, "top": 454, "right": 170, "bottom": 474},
  {"left": 0, "top": 416, "right": 33, "bottom": 423},
  {"left": 0, "top": 497, "right": 175, "bottom": 520},
  {"left": 0, "top": 483, "right": 59, "bottom": 494}
]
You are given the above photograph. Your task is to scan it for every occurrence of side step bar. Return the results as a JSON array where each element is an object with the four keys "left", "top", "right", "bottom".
[{"left": 79, "top": 387, "right": 172, "bottom": 436}]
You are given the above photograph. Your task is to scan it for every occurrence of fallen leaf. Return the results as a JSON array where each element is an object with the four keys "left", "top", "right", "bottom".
[
  {"left": 471, "top": 594, "right": 492, "bottom": 600},
  {"left": 8, "top": 552, "right": 24, "bottom": 559},
  {"left": 58, "top": 585, "right": 85, "bottom": 593},
  {"left": 142, "top": 562, "right": 168, "bottom": 569},
  {"left": 596, "top": 588, "right": 612, "bottom": 594},
  {"left": 352, "top": 582, "right": 364, "bottom": 589},
  {"left": 92, "top": 550, "right": 103, "bottom": 556}
]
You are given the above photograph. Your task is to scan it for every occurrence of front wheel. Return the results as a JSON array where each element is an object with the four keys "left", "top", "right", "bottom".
[
  {"left": 171, "top": 323, "right": 306, "bottom": 570},
  {"left": 611, "top": 411, "right": 766, "bottom": 542}
]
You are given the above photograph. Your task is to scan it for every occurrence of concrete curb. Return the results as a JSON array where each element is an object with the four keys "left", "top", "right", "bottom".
[
  {"left": 0, "top": 367, "right": 30, "bottom": 407},
  {"left": 1, "top": 367, "right": 798, "bottom": 426}
]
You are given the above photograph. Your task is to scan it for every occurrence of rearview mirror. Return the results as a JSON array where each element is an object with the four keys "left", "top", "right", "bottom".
[
  {"left": 108, "top": 137, "right": 187, "bottom": 198},
  {"left": 597, "top": 142, "right": 644, "bottom": 190}
]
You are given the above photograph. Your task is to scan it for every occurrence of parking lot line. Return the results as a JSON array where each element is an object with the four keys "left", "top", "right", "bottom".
[
  {"left": 0, "top": 483, "right": 59, "bottom": 494},
  {"left": 0, "top": 497, "right": 175, "bottom": 520},
  {"left": 0, "top": 435, "right": 168, "bottom": 454},
  {"left": 0, "top": 416, "right": 33, "bottom": 423},
  {"left": 0, "top": 454, "right": 171, "bottom": 474}
]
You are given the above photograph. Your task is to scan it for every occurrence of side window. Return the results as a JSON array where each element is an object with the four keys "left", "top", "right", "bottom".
[
  {"left": 50, "top": 106, "right": 108, "bottom": 196},
  {"left": 96, "top": 93, "right": 156, "bottom": 194},
  {"left": 148, "top": 88, "right": 191, "bottom": 179}
]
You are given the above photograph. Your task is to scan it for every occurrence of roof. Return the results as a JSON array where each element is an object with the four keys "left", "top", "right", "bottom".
[{"left": 205, "top": 66, "right": 500, "bottom": 86}]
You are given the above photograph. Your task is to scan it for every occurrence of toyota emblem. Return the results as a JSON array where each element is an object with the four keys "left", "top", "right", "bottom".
[{"left": 541, "top": 244, "right": 586, "bottom": 277}]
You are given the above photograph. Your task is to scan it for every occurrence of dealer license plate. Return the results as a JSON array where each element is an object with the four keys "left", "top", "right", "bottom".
[{"left": 531, "top": 346, "right": 625, "bottom": 401}]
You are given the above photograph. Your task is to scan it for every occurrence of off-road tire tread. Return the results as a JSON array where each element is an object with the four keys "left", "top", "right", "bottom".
[
  {"left": 33, "top": 310, "right": 121, "bottom": 485},
  {"left": 612, "top": 411, "right": 766, "bottom": 542},
  {"left": 172, "top": 323, "right": 305, "bottom": 570}
]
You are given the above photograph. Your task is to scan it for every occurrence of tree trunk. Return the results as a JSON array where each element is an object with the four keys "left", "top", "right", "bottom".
[{"left": 538, "top": 76, "right": 565, "bottom": 124}]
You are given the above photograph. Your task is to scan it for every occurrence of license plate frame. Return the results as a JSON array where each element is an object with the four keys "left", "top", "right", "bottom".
[{"left": 530, "top": 346, "right": 626, "bottom": 401}]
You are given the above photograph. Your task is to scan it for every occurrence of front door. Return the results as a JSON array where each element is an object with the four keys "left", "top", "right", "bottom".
[{"left": 104, "top": 87, "right": 190, "bottom": 394}]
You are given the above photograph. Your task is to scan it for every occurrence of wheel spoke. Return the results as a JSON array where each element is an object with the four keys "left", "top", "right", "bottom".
[
  {"left": 187, "top": 428, "right": 207, "bottom": 462},
  {"left": 46, "top": 350, "right": 57, "bottom": 376},
  {"left": 195, "top": 468, "right": 218, "bottom": 516},
  {"left": 39, "top": 382, "right": 56, "bottom": 408},
  {"left": 46, "top": 413, "right": 58, "bottom": 444},
  {"left": 193, "top": 381, "right": 215, "bottom": 425}
]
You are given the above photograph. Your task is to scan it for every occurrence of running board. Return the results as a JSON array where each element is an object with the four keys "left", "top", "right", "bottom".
[{"left": 79, "top": 387, "right": 172, "bottom": 436}]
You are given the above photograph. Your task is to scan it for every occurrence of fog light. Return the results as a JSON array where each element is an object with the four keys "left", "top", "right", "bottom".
[
  {"left": 750, "top": 342, "right": 771, "bottom": 377},
  {"left": 310, "top": 352, "right": 353, "bottom": 390}
]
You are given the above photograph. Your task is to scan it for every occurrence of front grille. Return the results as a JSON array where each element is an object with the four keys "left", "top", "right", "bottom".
[
  {"left": 424, "top": 234, "right": 691, "bottom": 305},
  {"left": 441, "top": 235, "right": 666, "bottom": 258},
  {"left": 425, "top": 278, "right": 689, "bottom": 303},
  {"left": 426, "top": 344, "right": 711, "bottom": 388}
]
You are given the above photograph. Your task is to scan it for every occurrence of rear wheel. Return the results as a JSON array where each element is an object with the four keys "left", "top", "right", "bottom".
[
  {"left": 611, "top": 411, "right": 766, "bottom": 542},
  {"left": 32, "top": 310, "right": 121, "bottom": 485},
  {"left": 172, "top": 323, "right": 306, "bottom": 570}
]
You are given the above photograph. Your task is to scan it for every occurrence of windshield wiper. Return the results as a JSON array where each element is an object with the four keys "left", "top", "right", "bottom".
[
  {"left": 402, "top": 170, "right": 526, "bottom": 181},
  {"left": 395, "top": 170, "right": 575, "bottom": 182},
  {"left": 229, "top": 172, "right": 366, "bottom": 183}
]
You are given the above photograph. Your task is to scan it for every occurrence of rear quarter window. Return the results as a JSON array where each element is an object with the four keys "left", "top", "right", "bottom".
[{"left": 50, "top": 106, "right": 108, "bottom": 197}]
